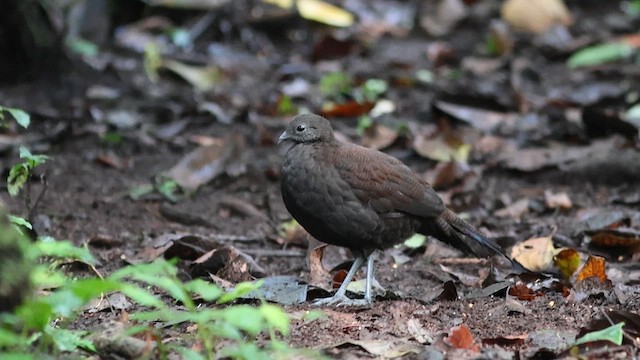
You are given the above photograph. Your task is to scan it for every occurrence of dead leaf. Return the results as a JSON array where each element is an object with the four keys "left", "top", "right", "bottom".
[
  {"left": 444, "top": 324, "right": 480, "bottom": 352},
  {"left": 501, "top": 0, "right": 572, "bottom": 34},
  {"left": 434, "top": 100, "right": 518, "bottom": 132},
  {"left": 325, "top": 338, "right": 421, "bottom": 357},
  {"left": 308, "top": 243, "right": 332, "bottom": 291},
  {"left": 482, "top": 334, "right": 527, "bottom": 347},
  {"left": 420, "top": 0, "right": 468, "bottom": 37},
  {"left": 276, "top": 219, "right": 308, "bottom": 246},
  {"left": 162, "top": 59, "right": 220, "bottom": 91},
  {"left": 508, "top": 282, "right": 543, "bottom": 301},
  {"left": 500, "top": 138, "right": 617, "bottom": 172},
  {"left": 413, "top": 125, "right": 470, "bottom": 163},
  {"left": 407, "top": 318, "right": 433, "bottom": 344},
  {"left": 320, "top": 100, "right": 374, "bottom": 118},
  {"left": 544, "top": 190, "right": 572, "bottom": 209},
  {"left": 576, "top": 255, "right": 607, "bottom": 283},
  {"left": 190, "top": 244, "right": 266, "bottom": 282},
  {"left": 164, "top": 132, "right": 245, "bottom": 190},
  {"left": 297, "top": 0, "right": 354, "bottom": 27},
  {"left": 510, "top": 235, "right": 555, "bottom": 272},
  {"left": 495, "top": 198, "right": 529, "bottom": 219},
  {"left": 361, "top": 123, "right": 397, "bottom": 150}
]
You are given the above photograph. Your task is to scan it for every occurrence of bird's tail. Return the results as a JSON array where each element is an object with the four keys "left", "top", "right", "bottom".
[{"left": 420, "top": 209, "right": 509, "bottom": 260}]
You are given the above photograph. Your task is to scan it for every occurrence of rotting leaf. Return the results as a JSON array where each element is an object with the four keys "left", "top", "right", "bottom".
[
  {"left": 576, "top": 255, "right": 607, "bottom": 283},
  {"left": 444, "top": 324, "right": 480, "bottom": 352},
  {"left": 554, "top": 249, "right": 580, "bottom": 279}
]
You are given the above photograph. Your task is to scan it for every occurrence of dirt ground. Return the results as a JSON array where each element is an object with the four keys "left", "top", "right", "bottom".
[{"left": 1, "top": 0, "right": 640, "bottom": 359}]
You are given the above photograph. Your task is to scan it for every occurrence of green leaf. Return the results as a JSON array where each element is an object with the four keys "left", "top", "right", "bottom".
[
  {"left": 173, "top": 346, "right": 207, "bottom": 360},
  {"left": 185, "top": 279, "right": 223, "bottom": 301},
  {"left": 0, "top": 353, "right": 34, "bottom": 360},
  {"left": 356, "top": 116, "right": 373, "bottom": 136},
  {"left": 19, "top": 146, "right": 49, "bottom": 166},
  {"left": 7, "top": 163, "right": 29, "bottom": 197},
  {"left": 46, "top": 327, "right": 95, "bottom": 352},
  {"left": 221, "top": 305, "right": 264, "bottom": 336},
  {"left": 65, "top": 37, "right": 99, "bottom": 57},
  {"left": 319, "top": 71, "right": 351, "bottom": 98},
  {"left": 120, "top": 285, "right": 166, "bottom": 309},
  {"left": 8, "top": 215, "right": 32, "bottom": 230},
  {"left": 0, "top": 328, "right": 29, "bottom": 347},
  {"left": 16, "top": 300, "right": 54, "bottom": 330},
  {"left": 157, "top": 179, "right": 180, "bottom": 202},
  {"left": 33, "top": 239, "right": 95, "bottom": 264},
  {"left": 568, "top": 43, "right": 634, "bottom": 68},
  {"left": 361, "top": 78, "right": 388, "bottom": 102},
  {"left": 129, "top": 184, "right": 155, "bottom": 200},
  {"left": 218, "top": 280, "right": 264, "bottom": 304},
  {"left": 404, "top": 234, "right": 426, "bottom": 248},
  {"left": 260, "top": 304, "right": 289, "bottom": 335},
  {"left": 0, "top": 106, "right": 30, "bottom": 128},
  {"left": 574, "top": 322, "right": 624, "bottom": 346}
]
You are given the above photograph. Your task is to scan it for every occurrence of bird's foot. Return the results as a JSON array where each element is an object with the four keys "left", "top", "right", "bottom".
[{"left": 312, "top": 294, "right": 371, "bottom": 307}]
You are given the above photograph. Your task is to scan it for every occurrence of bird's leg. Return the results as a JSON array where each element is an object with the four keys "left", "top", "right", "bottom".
[
  {"left": 313, "top": 256, "right": 370, "bottom": 307},
  {"left": 363, "top": 252, "right": 376, "bottom": 304}
]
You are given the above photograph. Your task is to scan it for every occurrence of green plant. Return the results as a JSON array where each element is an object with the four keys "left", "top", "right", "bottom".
[
  {"left": 0, "top": 106, "right": 30, "bottom": 129},
  {"left": 0, "top": 237, "right": 306, "bottom": 359},
  {"left": 7, "top": 147, "right": 49, "bottom": 197}
]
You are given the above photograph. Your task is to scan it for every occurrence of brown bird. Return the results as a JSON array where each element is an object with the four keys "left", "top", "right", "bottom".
[{"left": 279, "top": 113, "right": 512, "bottom": 306}]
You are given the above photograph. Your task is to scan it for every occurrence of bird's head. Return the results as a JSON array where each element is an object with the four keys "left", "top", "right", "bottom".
[{"left": 278, "top": 114, "right": 335, "bottom": 144}]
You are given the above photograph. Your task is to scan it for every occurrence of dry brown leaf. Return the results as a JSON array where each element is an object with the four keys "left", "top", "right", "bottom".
[
  {"left": 308, "top": 243, "right": 332, "bottom": 291},
  {"left": 444, "top": 324, "right": 480, "bottom": 352},
  {"left": 508, "top": 282, "right": 543, "bottom": 301},
  {"left": 576, "top": 255, "right": 607, "bottom": 283},
  {"left": 361, "top": 124, "right": 398, "bottom": 150}
]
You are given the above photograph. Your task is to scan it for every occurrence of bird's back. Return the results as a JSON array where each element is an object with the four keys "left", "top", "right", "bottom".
[{"left": 281, "top": 141, "right": 441, "bottom": 254}]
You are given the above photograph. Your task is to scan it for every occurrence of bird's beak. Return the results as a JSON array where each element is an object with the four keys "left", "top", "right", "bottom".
[{"left": 277, "top": 131, "right": 290, "bottom": 144}]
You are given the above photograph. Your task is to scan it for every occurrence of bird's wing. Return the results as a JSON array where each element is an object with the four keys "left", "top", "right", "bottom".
[{"left": 333, "top": 144, "right": 445, "bottom": 218}]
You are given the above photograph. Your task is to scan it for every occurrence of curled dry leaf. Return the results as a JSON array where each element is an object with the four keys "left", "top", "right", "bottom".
[
  {"left": 576, "top": 255, "right": 607, "bottom": 283},
  {"left": 444, "top": 324, "right": 480, "bottom": 352}
]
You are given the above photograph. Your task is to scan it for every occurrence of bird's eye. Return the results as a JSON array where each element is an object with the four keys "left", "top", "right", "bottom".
[{"left": 296, "top": 124, "right": 306, "bottom": 132}]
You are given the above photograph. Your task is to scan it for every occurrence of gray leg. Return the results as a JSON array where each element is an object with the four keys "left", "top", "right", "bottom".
[
  {"left": 313, "top": 256, "right": 371, "bottom": 307},
  {"left": 363, "top": 252, "right": 376, "bottom": 304}
]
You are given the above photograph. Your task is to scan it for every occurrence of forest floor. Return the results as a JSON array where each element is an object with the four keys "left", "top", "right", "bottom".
[{"left": 1, "top": 0, "right": 640, "bottom": 358}]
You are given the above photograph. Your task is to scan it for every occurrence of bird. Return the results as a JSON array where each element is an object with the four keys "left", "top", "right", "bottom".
[{"left": 278, "top": 113, "right": 513, "bottom": 306}]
